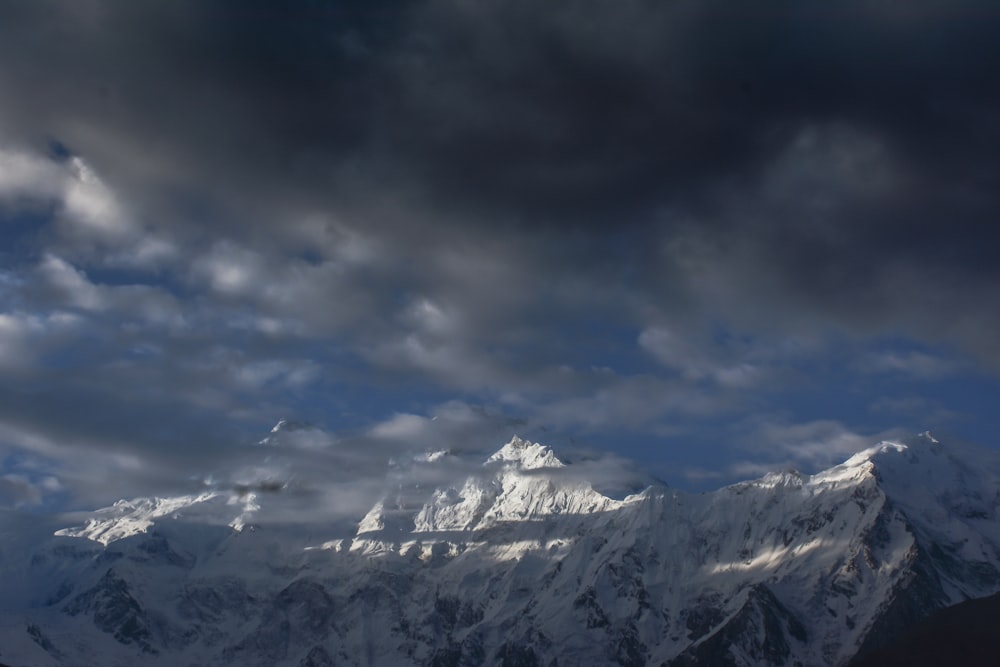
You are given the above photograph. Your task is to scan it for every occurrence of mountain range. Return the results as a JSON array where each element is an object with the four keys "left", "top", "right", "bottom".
[{"left": 1, "top": 430, "right": 998, "bottom": 666}]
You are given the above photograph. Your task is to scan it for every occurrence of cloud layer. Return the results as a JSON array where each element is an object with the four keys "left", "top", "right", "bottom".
[{"left": 1, "top": 1, "right": 999, "bottom": 508}]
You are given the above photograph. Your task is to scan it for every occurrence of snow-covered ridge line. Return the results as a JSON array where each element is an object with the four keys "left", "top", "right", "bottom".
[
  {"left": 49, "top": 433, "right": 930, "bottom": 547},
  {"left": 56, "top": 434, "right": 593, "bottom": 547},
  {"left": 51, "top": 432, "right": 942, "bottom": 550},
  {"left": 54, "top": 492, "right": 224, "bottom": 546},
  {"left": 4, "top": 430, "right": 999, "bottom": 666}
]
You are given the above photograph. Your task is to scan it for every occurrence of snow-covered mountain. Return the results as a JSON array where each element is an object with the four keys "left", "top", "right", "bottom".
[{"left": 1, "top": 432, "right": 999, "bottom": 666}]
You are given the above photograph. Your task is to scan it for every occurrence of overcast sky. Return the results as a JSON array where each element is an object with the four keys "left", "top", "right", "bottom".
[{"left": 1, "top": 0, "right": 999, "bottom": 514}]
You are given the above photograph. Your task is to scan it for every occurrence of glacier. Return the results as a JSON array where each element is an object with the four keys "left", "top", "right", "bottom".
[{"left": 0, "top": 431, "right": 998, "bottom": 666}]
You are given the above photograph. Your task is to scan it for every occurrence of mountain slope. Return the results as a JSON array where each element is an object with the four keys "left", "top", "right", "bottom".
[
  {"left": 0, "top": 432, "right": 998, "bottom": 666},
  {"left": 849, "top": 589, "right": 1000, "bottom": 667}
]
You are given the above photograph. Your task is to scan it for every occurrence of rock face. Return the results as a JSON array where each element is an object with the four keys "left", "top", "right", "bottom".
[{"left": 1, "top": 433, "right": 999, "bottom": 666}]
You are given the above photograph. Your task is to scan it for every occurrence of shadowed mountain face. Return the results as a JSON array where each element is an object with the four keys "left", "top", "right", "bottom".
[
  {"left": 849, "top": 590, "right": 1000, "bottom": 667},
  {"left": 1, "top": 433, "right": 999, "bottom": 666}
]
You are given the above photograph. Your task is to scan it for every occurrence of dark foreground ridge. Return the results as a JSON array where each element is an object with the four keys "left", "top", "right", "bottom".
[{"left": 850, "top": 590, "right": 1000, "bottom": 667}]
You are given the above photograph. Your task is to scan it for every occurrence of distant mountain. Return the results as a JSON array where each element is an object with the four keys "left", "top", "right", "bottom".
[{"left": 1, "top": 431, "right": 998, "bottom": 666}]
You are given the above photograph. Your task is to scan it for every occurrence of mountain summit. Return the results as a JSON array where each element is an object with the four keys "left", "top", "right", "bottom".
[{"left": 2, "top": 433, "right": 999, "bottom": 666}]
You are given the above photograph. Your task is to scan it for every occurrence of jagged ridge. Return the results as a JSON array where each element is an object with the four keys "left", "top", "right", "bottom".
[{"left": 1, "top": 432, "right": 998, "bottom": 666}]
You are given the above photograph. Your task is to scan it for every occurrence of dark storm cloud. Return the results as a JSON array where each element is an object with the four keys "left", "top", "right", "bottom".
[
  {"left": 1, "top": 0, "right": 1000, "bottom": 505},
  {"left": 0, "top": 0, "right": 991, "bottom": 336},
  {"left": 1, "top": 0, "right": 995, "bottom": 219}
]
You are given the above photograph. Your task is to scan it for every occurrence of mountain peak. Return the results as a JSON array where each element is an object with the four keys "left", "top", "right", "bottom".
[
  {"left": 54, "top": 492, "right": 226, "bottom": 546},
  {"left": 918, "top": 430, "right": 940, "bottom": 444},
  {"left": 486, "top": 435, "right": 564, "bottom": 469},
  {"left": 835, "top": 431, "right": 945, "bottom": 471},
  {"left": 841, "top": 440, "right": 909, "bottom": 469},
  {"left": 269, "top": 418, "right": 310, "bottom": 433},
  {"left": 257, "top": 418, "right": 329, "bottom": 448}
]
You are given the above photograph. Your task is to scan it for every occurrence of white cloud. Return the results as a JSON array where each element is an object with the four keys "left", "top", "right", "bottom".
[
  {"left": 525, "top": 372, "right": 725, "bottom": 433},
  {"left": 63, "top": 156, "right": 129, "bottom": 237},
  {"left": 0, "top": 420, "right": 157, "bottom": 507},
  {"left": 869, "top": 395, "right": 963, "bottom": 424},
  {"left": 0, "top": 147, "right": 180, "bottom": 274},
  {"left": 370, "top": 412, "right": 432, "bottom": 440},
  {"left": 196, "top": 241, "right": 264, "bottom": 296},
  {"left": 763, "top": 124, "right": 897, "bottom": 204},
  {"left": 225, "top": 313, "right": 308, "bottom": 338},
  {"left": 712, "top": 363, "right": 761, "bottom": 389},
  {"left": 36, "top": 254, "right": 187, "bottom": 329},
  {"left": 0, "top": 148, "right": 134, "bottom": 238},
  {"left": 289, "top": 216, "right": 379, "bottom": 266},
  {"left": 110, "top": 234, "right": 178, "bottom": 267},
  {"left": 638, "top": 326, "right": 764, "bottom": 388},
  {"left": 862, "top": 350, "right": 957, "bottom": 378},
  {"left": 364, "top": 297, "right": 479, "bottom": 384},
  {"left": 0, "top": 310, "right": 83, "bottom": 370},
  {"left": 190, "top": 238, "right": 377, "bottom": 337},
  {"left": 366, "top": 327, "right": 501, "bottom": 391},
  {"left": 38, "top": 254, "right": 107, "bottom": 310},
  {"left": 0, "top": 148, "right": 65, "bottom": 200},
  {"left": 405, "top": 297, "right": 457, "bottom": 337},
  {"left": 365, "top": 401, "right": 517, "bottom": 457},
  {"left": 637, "top": 326, "right": 696, "bottom": 373},
  {"left": 737, "top": 418, "right": 905, "bottom": 473},
  {"left": 0, "top": 313, "right": 45, "bottom": 366},
  {"left": 231, "top": 359, "right": 319, "bottom": 390},
  {"left": 682, "top": 418, "right": 907, "bottom": 485},
  {"left": 757, "top": 419, "right": 872, "bottom": 460},
  {"left": 256, "top": 259, "right": 370, "bottom": 326},
  {"left": 0, "top": 473, "right": 61, "bottom": 508}
]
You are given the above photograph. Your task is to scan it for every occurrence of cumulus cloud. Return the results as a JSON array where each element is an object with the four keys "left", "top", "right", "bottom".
[
  {"left": 0, "top": 148, "right": 66, "bottom": 200},
  {"left": 638, "top": 327, "right": 766, "bottom": 388},
  {"left": 869, "top": 396, "right": 963, "bottom": 422},
  {"left": 753, "top": 420, "right": 878, "bottom": 463},
  {"left": 0, "top": 147, "right": 131, "bottom": 237},
  {"left": 734, "top": 418, "right": 908, "bottom": 474},
  {"left": 861, "top": 350, "right": 960, "bottom": 379},
  {"left": 519, "top": 371, "right": 733, "bottom": 435},
  {"left": 0, "top": 310, "right": 83, "bottom": 371},
  {"left": 0, "top": 473, "right": 61, "bottom": 509},
  {"left": 35, "top": 254, "right": 186, "bottom": 327},
  {"left": 682, "top": 418, "right": 911, "bottom": 485},
  {"left": 61, "top": 156, "right": 128, "bottom": 237}
]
